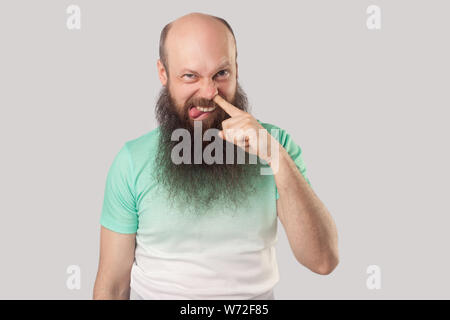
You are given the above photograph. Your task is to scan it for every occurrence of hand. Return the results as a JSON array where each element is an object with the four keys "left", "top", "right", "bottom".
[{"left": 213, "top": 94, "right": 278, "bottom": 164}]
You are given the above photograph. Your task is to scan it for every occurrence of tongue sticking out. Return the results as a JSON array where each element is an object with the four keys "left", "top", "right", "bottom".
[{"left": 189, "top": 106, "right": 206, "bottom": 119}]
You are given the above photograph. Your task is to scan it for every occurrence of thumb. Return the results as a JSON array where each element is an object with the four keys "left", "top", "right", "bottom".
[{"left": 218, "top": 130, "right": 224, "bottom": 139}]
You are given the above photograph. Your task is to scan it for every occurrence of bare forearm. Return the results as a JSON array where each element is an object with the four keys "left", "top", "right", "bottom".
[
  {"left": 93, "top": 275, "right": 131, "bottom": 300},
  {"left": 272, "top": 143, "right": 339, "bottom": 274},
  {"left": 93, "top": 287, "right": 130, "bottom": 300}
]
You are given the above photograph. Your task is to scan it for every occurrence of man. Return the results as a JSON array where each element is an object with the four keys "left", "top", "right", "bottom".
[{"left": 93, "top": 12, "right": 339, "bottom": 300}]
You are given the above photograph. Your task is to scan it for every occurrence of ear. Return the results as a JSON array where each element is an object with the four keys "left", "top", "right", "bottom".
[
  {"left": 235, "top": 62, "right": 239, "bottom": 80},
  {"left": 157, "top": 59, "right": 168, "bottom": 86}
]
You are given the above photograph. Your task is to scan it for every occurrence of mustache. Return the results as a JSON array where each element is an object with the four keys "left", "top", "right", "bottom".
[{"left": 185, "top": 95, "right": 223, "bottom": 109}]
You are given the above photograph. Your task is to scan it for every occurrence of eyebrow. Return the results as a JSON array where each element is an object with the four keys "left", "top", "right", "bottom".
[{"left": 181, "top": 61, "right": 231, "bottom": 75}]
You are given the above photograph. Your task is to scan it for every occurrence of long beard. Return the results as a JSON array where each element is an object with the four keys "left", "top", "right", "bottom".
[{"left": 152, "top": 83, "right": 263, "bottom": 216}]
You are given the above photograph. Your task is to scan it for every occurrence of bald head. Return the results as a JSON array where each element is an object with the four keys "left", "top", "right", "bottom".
[{"left": 159, "top": 12, "right": 237, "bottom": 72}]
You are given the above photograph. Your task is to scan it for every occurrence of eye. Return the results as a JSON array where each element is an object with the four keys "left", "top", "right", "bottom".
[
  {"left": 215, "top": 70, "right": 230, "bottom": 79},
  {"left": 182, "top": 73, "right": 197, "bottom": 80}
]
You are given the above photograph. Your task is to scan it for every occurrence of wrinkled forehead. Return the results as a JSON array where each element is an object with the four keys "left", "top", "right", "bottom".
[{"left": 166, "top": 21, "right": 236, "bottom": 73}]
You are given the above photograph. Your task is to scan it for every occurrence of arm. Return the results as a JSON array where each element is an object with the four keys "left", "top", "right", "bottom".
[
  {"left": 274, "top": 143, "right": 339, "bottom": 275},
  {"left": 93, "top": 226, "right": 136, "bottom": 299},
  {"left": 210, "top": 95, "right": 339, "bottom": 275}
]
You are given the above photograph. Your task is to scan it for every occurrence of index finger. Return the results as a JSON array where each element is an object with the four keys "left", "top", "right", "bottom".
[{"left": 213, "top": 94, "right": 244, "bottom": 117}]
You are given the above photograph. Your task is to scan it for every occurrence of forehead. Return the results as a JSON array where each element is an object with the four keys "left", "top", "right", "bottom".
[{"left": 166, "top": 19, "right": 236, "bottom": 72}]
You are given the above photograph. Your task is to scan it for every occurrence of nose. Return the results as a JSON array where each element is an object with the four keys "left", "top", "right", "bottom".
[{"left": 198, "top": 78, "right": 218, "bottom": 101}]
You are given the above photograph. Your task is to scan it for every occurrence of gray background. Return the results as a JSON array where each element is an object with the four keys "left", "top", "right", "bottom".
[{"left": 0, "top": 0, "right": 449, "bottom": 299}]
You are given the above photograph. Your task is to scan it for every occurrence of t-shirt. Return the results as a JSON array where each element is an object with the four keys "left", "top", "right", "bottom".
[{"left": 99, "top": 120, "right": 311, "bottom": 300}]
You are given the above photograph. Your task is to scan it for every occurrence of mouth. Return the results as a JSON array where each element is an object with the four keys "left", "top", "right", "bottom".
[{"left": 188, "top": 105, "right": 217, "bottom": 120}]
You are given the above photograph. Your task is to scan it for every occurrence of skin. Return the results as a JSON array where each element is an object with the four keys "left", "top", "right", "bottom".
[
  {"left": 93, "top": 226, "right": 135, "bottom": 299},
  {"left": 213, "top": 96, "right": 340, "bottom": 275},
  {"left": 93, "top": 12, "right": 339, "bottom": 300},
  {"left": 156, "top": 13, "right": 238, "bottom": 129}
]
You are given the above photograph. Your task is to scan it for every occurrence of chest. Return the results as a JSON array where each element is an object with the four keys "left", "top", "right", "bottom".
[{"left": 135, "top": 174, "right": 278, "bottom": 255}]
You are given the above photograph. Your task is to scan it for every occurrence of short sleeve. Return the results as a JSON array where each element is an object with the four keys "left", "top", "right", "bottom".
[
  {"left": 263, "top": 124, "right": 311, "bottom": 200},
  {"left": 99, "top": 143, "right": 139, "bottom": 234}
]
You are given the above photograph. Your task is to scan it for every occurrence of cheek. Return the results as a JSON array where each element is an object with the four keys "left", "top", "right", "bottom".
[
  {"left": 170, "top": 84, "right": 193, "bottom": 107},
  {"left": 217, "top": 81, "right": 236, "bottom": 100},
  {"left": 217, "top": 82, "right": 229, "bottom": 90}
]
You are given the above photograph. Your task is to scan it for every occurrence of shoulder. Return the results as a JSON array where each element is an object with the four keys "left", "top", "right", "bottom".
[
  {"left": 124, "top": 127, "right": 160, "bottom": 154},
  {"left": 120, "top": 127, "right": 161, "bottom": 167},
  {"left": 256, "top": 119, "right": 289, "bottom": 145}
]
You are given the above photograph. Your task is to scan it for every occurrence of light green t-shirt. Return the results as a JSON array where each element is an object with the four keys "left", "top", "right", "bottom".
[{"left": 100, "top": 120, "right": 311, "bottom": 299}]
